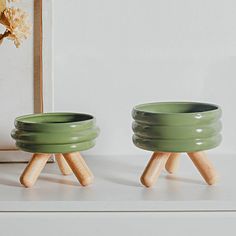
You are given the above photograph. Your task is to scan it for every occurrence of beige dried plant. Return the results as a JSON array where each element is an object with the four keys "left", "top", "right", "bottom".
[{"left": 0, "top": 7, "right": 31, "bottom": 47}]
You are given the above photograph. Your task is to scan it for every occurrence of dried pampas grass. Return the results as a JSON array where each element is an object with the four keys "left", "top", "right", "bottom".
[
  {"left": 0, "top": 0, "right": 31, "bottom": 47},
  {"left": 0, "top": 7, "right": 31, "bottom": 47}
]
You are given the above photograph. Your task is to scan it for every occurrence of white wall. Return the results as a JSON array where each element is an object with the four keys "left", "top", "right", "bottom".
[{"left": 54, "top": 0, "right": 236, "bottom": 155}]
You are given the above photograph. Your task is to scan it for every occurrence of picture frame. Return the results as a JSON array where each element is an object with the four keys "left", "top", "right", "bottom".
[{"left": 0, "top": 0, "right": 54, "bottom": 162}]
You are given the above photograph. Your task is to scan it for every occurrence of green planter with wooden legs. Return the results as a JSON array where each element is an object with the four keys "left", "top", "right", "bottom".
[
  {"left": 11, "top": 113, "right": 100, "bottom": 188},
  {"left": 132, "top": 102, "right": 222, "bottom": 187}
]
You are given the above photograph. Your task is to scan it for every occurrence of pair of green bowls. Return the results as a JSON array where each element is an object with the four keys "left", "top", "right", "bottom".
[{"left": 11, "top": 102, "right": 222, "bottom": 154}]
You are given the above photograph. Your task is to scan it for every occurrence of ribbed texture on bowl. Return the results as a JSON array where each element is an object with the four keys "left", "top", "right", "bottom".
[
  {"left": 132, "top": 102, "right": 222, "bottom": 152},
  {"left": 11, "top": 113, "right": 99, "bottom": 154}
]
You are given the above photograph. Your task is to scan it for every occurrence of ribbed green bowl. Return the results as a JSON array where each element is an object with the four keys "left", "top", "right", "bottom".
[
  {"left": 11, "top": 113, "right": 100, "bottom": 154},
  {"left": 132, "top": 102, "right": 222, "bottom": 153}
]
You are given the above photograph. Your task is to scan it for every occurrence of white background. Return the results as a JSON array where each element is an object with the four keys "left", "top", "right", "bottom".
[{"left": 54, "top": 0, "right": 236, "bottom": 156}]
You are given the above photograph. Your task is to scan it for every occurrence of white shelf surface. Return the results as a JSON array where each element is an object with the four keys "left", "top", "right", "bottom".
[{"left": 0, "top": 154, "right": 235, "bottom": 212}]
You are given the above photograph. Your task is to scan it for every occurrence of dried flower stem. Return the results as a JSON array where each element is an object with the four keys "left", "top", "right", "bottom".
[
  {"left": 0, "top": 29, "right": 10, "bottom": 40},
  {"left": 0, "top": 29, "right": 10, "bottom": 45}
]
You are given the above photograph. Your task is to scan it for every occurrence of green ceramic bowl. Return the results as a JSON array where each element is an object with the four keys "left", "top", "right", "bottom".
[
  {"left": 132, "top": 102, "right": 222, "bottom": 152},
  {"left": 11, "top": 113, "right": 100, "bottom": 154}
]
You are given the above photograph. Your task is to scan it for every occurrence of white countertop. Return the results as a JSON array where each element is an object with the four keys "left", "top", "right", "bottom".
[{"left": 0, "top": 153, "right": 234, "bottom": 212}]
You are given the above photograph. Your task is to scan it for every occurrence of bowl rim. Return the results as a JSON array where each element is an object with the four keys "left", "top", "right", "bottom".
[
  {"left": 133, "top": 101, "right": 221, "bottom": 115},
  {"left": 15, "top": 112, "right": 94, "bottom": 125}
]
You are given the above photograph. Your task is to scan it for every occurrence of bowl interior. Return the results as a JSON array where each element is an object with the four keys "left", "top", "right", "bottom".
[
  {"left": 16, "top": 113, "right": 94, "bottom": 124},
  {"left": 134, "top": 102, "right": 219, "bottom": 114}
]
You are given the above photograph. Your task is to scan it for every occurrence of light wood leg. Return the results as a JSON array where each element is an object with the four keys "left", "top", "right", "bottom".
[
  {"left": 188, "top": 152, "right": 218, "bottom": 185},
  {"left": 55, "top": 153, "right": 73, "bottom": 175},
  {"left": 140, "top": 152, "right": 171, "bottom": 187},
  {"left": 63, "top": 152, "right": 94, "bottom": 186},
  {"left": 165, "top": 153, "right": 181, "bottom": 174},
  {"left": 20, "top": 153, "right": 51, "bottom": 188}
]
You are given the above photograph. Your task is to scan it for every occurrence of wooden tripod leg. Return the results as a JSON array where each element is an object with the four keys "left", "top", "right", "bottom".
[
  {"left": 63, "top": 152, "right": 94, "bottom": 186},
  {"left": 55, "top": 153, "right": 72, "bottom": 175},
  {"left": 20, "top": 153, "right": 51, "bottom": 188},
  {"left": 140, "top": 152, "right": 170, "bottom": 188},
  {"left": 165, "top": 153, "right": 181, "bottom": 174},
  {"left": 188, "top": 152, "right": 218, "bottom": 185}
]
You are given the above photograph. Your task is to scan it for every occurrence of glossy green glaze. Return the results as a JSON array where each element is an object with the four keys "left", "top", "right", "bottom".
[
  {"left": 132, "top": 102, "right": 222, "bottom": 152},
  {"left": 11, "top": 113, "right": 99, "bottom": 154}
]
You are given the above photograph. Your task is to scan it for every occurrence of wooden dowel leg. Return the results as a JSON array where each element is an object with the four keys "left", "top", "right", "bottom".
[
  {"left": 165, "top": 153, "right": 181, "bottom": 174},
  {"left": 55, "top": 153, "right": 72, "bottom": 175},
  {"left": 63, "top": 152, "right": 94, "bottom": 186},
  {"left": 140, "top": 152, "right": 170, "bottom": 188},
  {"left": 188, "top": 152, "right": 218, "bottom": 185},
  {"left": 20, "top": 153, "right": 51, "bottom": 188}
]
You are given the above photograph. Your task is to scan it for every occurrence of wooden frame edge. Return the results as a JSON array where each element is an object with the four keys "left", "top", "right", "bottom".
[{"left": 34, "top": 0, "right": 43, "bottom": 113}]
